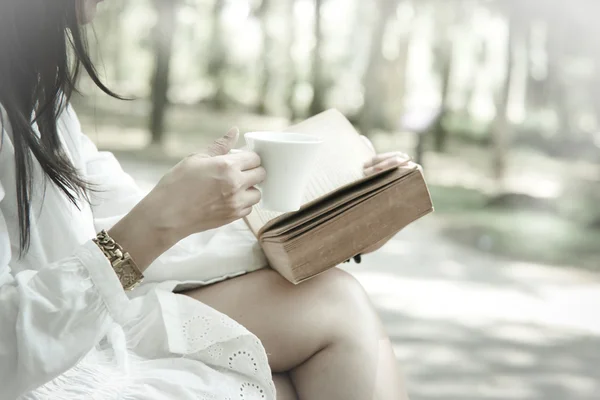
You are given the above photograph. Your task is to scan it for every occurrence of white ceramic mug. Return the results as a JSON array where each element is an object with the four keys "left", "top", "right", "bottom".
[{"left": 233, "top": 131, "right": 323, "bottom": 212}]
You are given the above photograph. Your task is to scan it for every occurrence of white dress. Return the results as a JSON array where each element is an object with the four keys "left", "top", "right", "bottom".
[{"left": 0, "top": 104, "right": 276, "bottom": 400}]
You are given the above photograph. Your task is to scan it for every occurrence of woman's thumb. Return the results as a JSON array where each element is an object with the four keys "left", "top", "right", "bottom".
[{"left": 206, "top": 127, "right": 239, "bottom": 157}]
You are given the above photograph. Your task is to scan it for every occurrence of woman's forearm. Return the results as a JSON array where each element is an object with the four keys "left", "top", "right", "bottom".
[{"left": 107, "top": 195, "right": 180, "bottom": 272}]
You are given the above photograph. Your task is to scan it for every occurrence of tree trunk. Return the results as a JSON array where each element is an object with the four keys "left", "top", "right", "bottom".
[
  {"left": 523, "top": 22, "right": 548, "bottom": 113},
  {"left": 432, "top": 5, "right": 456, "bottom": 153},
  {"left": 433, "top": 46, "right": 454, "bottom": 152},
  {"left": 546, "top": 15, "right": 572, "bottom": 141},
  {"left": 309, "top": 0, "right": 325, "bottom": 116},
  {"left": 149, "top": 0, "right": 177, "bottom": 145},
  {"left": 112, "top": 1, "right": 126, "bottom": 84},
  {"left": 256, "top": 0, "right": 272, "bottom": 115},
  {"left": 395, "top": 23, "right": 412, "bottom": 106},
  {"left": 463, "top": 16, "right": 486, "bottom": 113},
  {"left": 491, "top": 16, "right": 515, "bottom": 184},
  {"left": 95, "top": 2, "right": 124, "bottom": 83},
  {"left": 358, "top": 0, "right": 399, "bottom": 135},
  {"left": 285, "top": 0, "right": 298, "bottom": 120},
  {"left": 207, "top": 0, "right": 227, "bottom": 110}
]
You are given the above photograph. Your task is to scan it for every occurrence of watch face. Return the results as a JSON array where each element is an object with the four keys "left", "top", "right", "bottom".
[
  {"left": 125, "top": 279, "right": 143, "bottom": 291},
  {"left": 94, "top": 231, "right": 144, "bottom": 291},
  {"left": 121, "top": 268, "right": 144, "bottom": 290}
]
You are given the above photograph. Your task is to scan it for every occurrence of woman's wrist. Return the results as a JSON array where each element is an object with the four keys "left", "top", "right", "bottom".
[{"left": 108, "top": 200, "right": 180, "bottom": 272}]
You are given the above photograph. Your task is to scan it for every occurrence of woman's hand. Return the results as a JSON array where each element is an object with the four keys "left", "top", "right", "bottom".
[
  {"left": 149, "top": 128, "right": 265, "bottom": 236},
  {"left": 363, "top": 152, "right": 412, "bottom": 177},
  {"left": 359, "top": 135, "right": 411, "bottom": 176},
  {"left": 108, "top": 128, "right": 265, "bottom": 270},
  {"left": 358, "top": 136, "right": 412, "bottom": 255}
]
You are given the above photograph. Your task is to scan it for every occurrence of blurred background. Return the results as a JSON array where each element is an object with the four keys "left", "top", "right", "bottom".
[{"left": 73, "top": 0, "right": 600, "bottom": 399}]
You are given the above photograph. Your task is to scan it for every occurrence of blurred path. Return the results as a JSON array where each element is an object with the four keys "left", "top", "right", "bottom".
[{"left": 119, "top": 156, "right": 600, "bottom": 400}]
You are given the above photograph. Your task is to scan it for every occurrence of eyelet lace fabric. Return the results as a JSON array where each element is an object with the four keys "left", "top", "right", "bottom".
[
  {"left": 21, "top": 291, "right": 276, "bottom": 400},
  {"left": 174, "top": 294, "right": 276, "bottom": 399}
]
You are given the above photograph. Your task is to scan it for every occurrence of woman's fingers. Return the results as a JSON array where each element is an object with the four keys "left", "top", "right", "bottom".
[
  {"left": 363, "top": 154, "right": 411, "bottom": 176},
  {"left": 363, "top": 152, "right": 411, "bottom": 169},
  {"left": 239, "top": 187, "right": 262, "bottom": 209},
  {"left": 241, "top": 167, "right": 267, "bottom": 189},
  {"left": 236, "top": 206, "right": 254, "bottom": 219},
  {"left": 228, "top": 150, "right": 262, "bottom": 171},
  {"left": 363, "top": 165, "right": 378, "bottom": 176}
]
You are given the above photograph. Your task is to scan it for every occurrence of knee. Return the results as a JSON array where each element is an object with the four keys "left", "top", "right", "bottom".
[
  {"left": 314, "top": 268, "right": 369, "bottom": 303},
  {"left": 309, "top": 268, "right": 378, "bottom": 328},
  {"left": 259, "top": 266, "right": 377, "bottom": 333}
]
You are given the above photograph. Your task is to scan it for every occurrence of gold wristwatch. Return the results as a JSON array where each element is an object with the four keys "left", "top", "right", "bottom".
[{"left": 93, "top": 230, "right": 144, "bottom": 291}]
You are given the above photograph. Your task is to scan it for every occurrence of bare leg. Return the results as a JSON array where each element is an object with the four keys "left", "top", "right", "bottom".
[
  {"left": 185, "top": 268, "right": 409, "bottom": 400},
  {"left": 273, "top": 373, "right": 298, "bottom": 400}
]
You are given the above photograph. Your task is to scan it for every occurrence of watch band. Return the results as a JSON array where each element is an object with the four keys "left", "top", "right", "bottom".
[{"left": 93, "top": 230, "right": 144, "bottom": 291}]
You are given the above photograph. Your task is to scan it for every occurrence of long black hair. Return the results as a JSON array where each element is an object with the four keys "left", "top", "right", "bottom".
[{"left": 0, "top": 0, "right": 121, "bottom": 253}]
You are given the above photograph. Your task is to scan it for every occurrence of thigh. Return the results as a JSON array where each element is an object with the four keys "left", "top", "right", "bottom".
[
  {"left": 184, "top": 268, "right": 357, "bottom": 373},
  {"left": 273, "top": 373, "right": 298, "bottom": 400}
]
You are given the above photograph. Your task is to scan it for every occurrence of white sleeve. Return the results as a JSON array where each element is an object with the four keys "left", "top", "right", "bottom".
[
  {"left": 72, "top": 107, "right": 266, "bottom": 286},
  {"left": 0, "top": 183, "right": 130, "bottom": 398}
]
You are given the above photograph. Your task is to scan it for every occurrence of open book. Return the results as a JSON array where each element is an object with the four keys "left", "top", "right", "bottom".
[{"left": 244, "top": 109, "right": 434, "bottom": 284}]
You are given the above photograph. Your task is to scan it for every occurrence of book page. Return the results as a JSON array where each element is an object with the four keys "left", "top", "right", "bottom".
[{"left": 245, "top": 109, "right": 375, "bottom": 235}]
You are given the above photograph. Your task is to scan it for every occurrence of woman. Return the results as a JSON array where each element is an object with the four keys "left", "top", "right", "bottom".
[{"left": 0, "top": 0, "right": 411, "bottom": 399}]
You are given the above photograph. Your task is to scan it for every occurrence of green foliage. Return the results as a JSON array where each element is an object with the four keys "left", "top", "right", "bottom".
[{"left": 441, "top": 209, "right": 600, "bottom": 271}]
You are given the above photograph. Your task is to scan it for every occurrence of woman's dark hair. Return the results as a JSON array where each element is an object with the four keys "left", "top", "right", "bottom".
[{"left": 0, "top": 0, "right": 121, "bottom": 253}]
